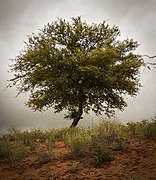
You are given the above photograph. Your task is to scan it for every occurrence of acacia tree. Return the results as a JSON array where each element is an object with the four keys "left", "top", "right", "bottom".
[{"left": 10, "top": 17, "right": 143, "bottom": 127}]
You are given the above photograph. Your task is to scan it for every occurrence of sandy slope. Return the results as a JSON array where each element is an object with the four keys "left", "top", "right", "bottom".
[{"left": 0, "top": 138, "right": 156, "bottom": 180}]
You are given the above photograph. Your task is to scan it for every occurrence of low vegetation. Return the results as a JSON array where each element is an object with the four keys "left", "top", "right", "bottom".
[{"left": 0, "top": 117, "right": 156, "bottom": 165}]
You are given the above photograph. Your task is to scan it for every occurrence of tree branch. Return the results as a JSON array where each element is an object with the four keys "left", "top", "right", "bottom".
[{"left": 143, "top": 55, "right": 156, "bottom": 59}]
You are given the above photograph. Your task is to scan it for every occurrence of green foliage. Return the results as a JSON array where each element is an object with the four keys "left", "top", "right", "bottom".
[
  {"left": 91, "top": 141, "right": 114, "bottom": 166},
  {"left": 0, "top": 127, "right": 56, "bottom": 164},
  {"left": 6, "top": 127, "right": 55, "bottom": 148},
  {"left": 0, "top": 139, "right": 27, "bottom": 164},
  {"left": 52, "top": 127, "right": 75, "bottom": 139},
  {"left": 10, "top": 16, "right": 143, "bottom": 126},
  {"left": 63, "top": 127, "right": 90, "bottom": 156},
  {"left": 92, "top": 120, "right": 128, "bottom": 149},
  {"left": 62, "top": 119, "right": 128, "bottom": 165},
  {"left": 89, "top": 120, "right": 127, "bottom": 165},
  {"left": 143, "top": 117, "right": 156, "bottom": 139},
  {"left": 127, "top": 117, "right": 156, "bottom": 139},
  {"left": 35, "top": 150, "right": 53, "bottom": 164}
]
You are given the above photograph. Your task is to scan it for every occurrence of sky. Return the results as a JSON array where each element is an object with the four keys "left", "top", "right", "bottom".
[{"left": 0, "top": 0, "right": 156, "bottom": 133}]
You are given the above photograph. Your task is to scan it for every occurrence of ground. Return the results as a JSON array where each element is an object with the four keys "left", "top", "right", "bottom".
[{"left": 0, "top": 138, "right": 156, "bottom": 180}]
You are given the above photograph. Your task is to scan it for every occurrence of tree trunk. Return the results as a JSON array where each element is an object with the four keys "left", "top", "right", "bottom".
[
  {"left": 70, "top": 89, "right": 84, "bottom": 127},
  {"left": 70, "top": 105, "right": 83, "bottom": 127}
]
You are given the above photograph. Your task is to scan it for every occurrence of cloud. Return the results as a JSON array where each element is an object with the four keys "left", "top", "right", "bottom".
[{"left": 0, "top": 0, "right": 31, "bottom": 34}]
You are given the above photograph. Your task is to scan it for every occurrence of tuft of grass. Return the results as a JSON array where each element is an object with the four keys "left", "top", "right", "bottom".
[
  {"left": 0, "top": 138, "right": 27, "bottom": 164},
  {"left": 91, "top": 120, "right": 128, "bottom": 150},
  {"left": 89, "top": 120, "right": 127, "bottom": 165},
  {"left": 0, "top": 127, "right": 56, "bottom": 164},
  {"left": 91, "top": 141, "right": 114, "bottom": 166},
  {"left": 126, "top": 116, "right": 156, "bottom": 140},
  {"left": 35, "top": 150, "right": 53, "bottom": 164},
  {"left": 63, "top": 127, "right": 91, "bottom": 156},
  {"left": 68, "top": 162, "right": 79, "bottom": 173}
]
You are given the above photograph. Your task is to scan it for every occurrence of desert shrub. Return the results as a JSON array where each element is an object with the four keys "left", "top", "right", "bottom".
[
  {"left": 63, "top": 120, "right": 128, "bottom": 163},
  {"left": 91, "top": 141, "right": 114, "bottom": 166},
  {"left": 126, "top": 121, "right": 143, "bottom": 137},
  {"left": 63, "top": 127, "right": 91, "bottom": 156},
  {"left": 26, "top": 128, "right": 47, "bottom": 142},
  {"left": 35, "top": 150, "right": 53, "bottom": 164},
  {"left": 13, "top": 128, "right": 56, "bottom": 147},
  {"left": 1, "top": 127, "right": 56, "bottom": 161},
  {"left": 143, "top": 117, "right": 156, "bottom": 139},
  {"left": 126, "top": 117, "right": 156, "bottom": 139},
  {"left": 5, "top": 127, "right": 47, "bottom": 145},
  {"left": 27, "top": 130, "right": 55, "bottom": 156},
  {"left": 88, "top": 119, "right": 128, "bottom": 165},
  {"left": 0, "top": 138, "right": 27, "bottom": 164},
  {"left": 91, "top": 120, "right": 128, "bottom": 150},
  {"left": 51, "top": 127, "right": 72, "bottom": 140},
  {"left": 3, "top": 126, "right": 23, "bottom": 142},
  {"left": 45, "top": 138, "right": 55, "bottom": 151}
]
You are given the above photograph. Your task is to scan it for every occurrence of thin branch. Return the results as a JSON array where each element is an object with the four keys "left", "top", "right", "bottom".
[
  {"left": 143, "top": 55, "right": 156, "bottom": 59},
  {"left": 142, "top": 54, "right": 156, "bottom": 70}
]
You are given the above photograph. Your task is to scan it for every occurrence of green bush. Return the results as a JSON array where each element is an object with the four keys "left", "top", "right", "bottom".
[
  {"left": 88, "top": 119, "right": 128, "bottom": 165},
  {"left": 91, "top": 120, "right": 128, "bottom": 150},
  {"left": 0, "top": 139, "right": 27, "bottom": 164},
  {"left": 91, "top": 141, "right": 114, "bottom": 166},
  {"left": 126, "top": 121, "right": 143, "bottom": 137},
  {"left": 126, "top": 117, "right": 156, "bottom": 139},
  {"left": 52, "top": 127, "right": 71, "bottom": 139},
  {"left": 63, "top": 120, "right": 128, "bottom": 163},
  {"left": 5, "top": 127, "right": 48, "bottom": 145},
  {"left": 35, "top": 150, "right": 53, "bottom": 164},
  {"left": 63, "top": 127, "right": 91, "bottom": 156},
  {"left": 143, "top": 117, "right": 156, "bottom": 139},
  {"left": 0, "top": 127, "right": 56, "bottom": 164}
]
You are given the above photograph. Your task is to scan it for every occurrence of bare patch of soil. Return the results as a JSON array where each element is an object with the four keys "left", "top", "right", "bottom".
[{"left": 0, "top": 138, "right": 156, "bottom": 180}]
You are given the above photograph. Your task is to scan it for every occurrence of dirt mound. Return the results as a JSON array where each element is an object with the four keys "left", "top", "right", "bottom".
[{"left": 0, "top": 138, "right": 156, "bottom": 180}]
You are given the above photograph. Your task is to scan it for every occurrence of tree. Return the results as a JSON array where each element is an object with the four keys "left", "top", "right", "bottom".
[{"left": 10, "top": 17, "right": 143, "bottom": 127}]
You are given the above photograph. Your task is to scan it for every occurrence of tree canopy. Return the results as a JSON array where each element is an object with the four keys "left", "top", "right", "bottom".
[{"left": 10, "top": 17, "right": 143, "bottom": 127}]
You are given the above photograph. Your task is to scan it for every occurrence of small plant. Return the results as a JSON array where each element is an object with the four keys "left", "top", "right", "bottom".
[
  {"left": 0, "top": 139, "right": 27, "bottom": 164},
  {"left": 126, "top": 121, "right": 143, "bottom": 137},
  {"left": 35, "top": 150, "right": 53, "bottom": 164},
  {"left": 92, "top": 120, "right": 127, "bottom": 142},
  {"left": 143, "top": 117, "right": 156, "bottom": 139},
  {"left": 63, "top": 127, "right": 91, "bottom": 156},
  {"left": 126, "top": 117, "right": 156, "bottom": 140},
  {"left": 30, "top": 135, "right": 55, "bottom": 163},
  {"left": 89, "top": 119, "right": 128, "bottom": 165},
  {"left": 90, "top": 140, "right": 114, "bottom": 166},
  {"left": 91, "top": 120, "right": 128, "bottom": 149},
  {"left": 91, "top": 144, "right": 114, "bottom": 166},
  {"left": 53, "top": 128, "right": 70, "bottom": 139},
  {"left": 45, "top": 137, "right": 55, "bottom": 151},
  {"left": 68, "top": 162, "right": 79, "bottom": 173},
  {"left": 112, "top": 138, "right": 127, "bottom": 151}
]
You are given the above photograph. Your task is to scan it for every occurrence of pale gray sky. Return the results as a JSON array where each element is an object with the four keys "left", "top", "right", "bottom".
[{"left": 0, "top": 0, "right": 156, "bottom": 133}]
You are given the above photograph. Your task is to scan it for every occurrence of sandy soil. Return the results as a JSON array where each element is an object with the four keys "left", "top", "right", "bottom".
[{"left": 0, "top": 138, "right": 156, "bottom": 180}]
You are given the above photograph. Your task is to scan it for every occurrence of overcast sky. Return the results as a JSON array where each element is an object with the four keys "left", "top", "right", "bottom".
[{"left": 0, "top": 0, "right": 156, "bottom": 133}]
